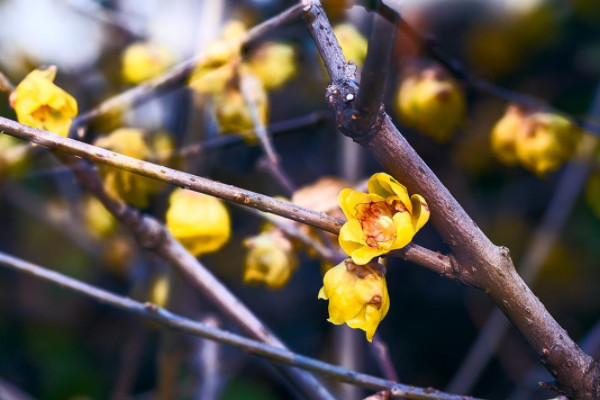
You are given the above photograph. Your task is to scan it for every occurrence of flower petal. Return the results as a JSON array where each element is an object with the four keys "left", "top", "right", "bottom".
[
  {"left": 390, "top": 211, "right": 415, "bottom": 250},
  {"left": 368, "top": 173, "right": 412, "bottom": 213},
  {"left": 410, "top": 194, "right": 430, "bottom": 232}
]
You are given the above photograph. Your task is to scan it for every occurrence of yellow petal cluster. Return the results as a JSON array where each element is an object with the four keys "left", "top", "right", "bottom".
[
  {"left": 333, "top": 24, "right": 368, "bottom": 67},
  {"left": 189, "top": 20, "right": 246, "bottom": 95},
  {"left": 83, "top": 195, "right": 117, "bottom": 238},
  {"left": 94, "top": 128, "right": 164, "bottom": 208},
  {"left": 490, "top": 105, "right": 581, "bottom": 176},
  {"left": 318, "top": 259, "right": 390, "bottom": 342},
  {"left": 245, "top": 42, "right": 297, "bottom": 91},
  {"left": 243, "top": 229, "right": 298, "bottom": 289},
  {"left": 338, "top": 173, "right": 430, "bottom": 265},
  {"left": 10, "top": 67, "right": 78, "bottom": 137},
  {"left": 395, "top": 66, "right": 466, "bottom": 142},
  {"left": 213, "top": 71, "right": 268, "bottom": 140},
  {"left": 165, "top": 188, "right": 231, "bottom": 257},
  {"left": 121, "top": 42, "right": 175, "bottom": 84}
]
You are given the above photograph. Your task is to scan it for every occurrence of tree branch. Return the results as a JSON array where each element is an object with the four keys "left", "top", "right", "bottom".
[
  {"left": 0, "top": 250, "right": 485, "bottom": 400},
  {"left": 301, "top": 1, "right": 600, "bottom": 398}
]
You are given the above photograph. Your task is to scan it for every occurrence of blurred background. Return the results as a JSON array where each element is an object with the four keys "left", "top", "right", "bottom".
[{"left": 0, "top": 0, "right": 599, "bottom": 399}]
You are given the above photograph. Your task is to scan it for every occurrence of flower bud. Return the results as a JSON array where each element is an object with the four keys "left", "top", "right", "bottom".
[
  {"left": 246, "top": 42, "right": 297, "bottom": 91},
  {"left": 395, "top": 66, "right": 466, "bottom": 142},
  {"left": 165, "top": 188, "right": 230, "bottom": 257},
  {"left": 10, "top": 66, "right": 78, "bottom": 137},
  {"left": 243, "top": 229, "right": 298, "bottom": 289},
  {"left": 318, "top": 259, "right": 390, "bottom": 342},
  {"left": 121, "top": 42, "right": 175, "bottom": 84},
  {"left": 83, "top": 196, "right": 117, "bottom": 239},
  {"left": 94, "top": 128, "right": 163, "bottom": 208}
]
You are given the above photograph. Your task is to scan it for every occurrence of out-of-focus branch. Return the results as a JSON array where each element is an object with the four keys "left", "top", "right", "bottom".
[
  {"left": 240, "top": 74, "right": 296, "bottom": 195},
  {"left": 0, "top": 71, "right": 15, "bottom": 93},
  {"left": 301, "top": 0, "right": 600, "bottom": 398},
  {"left": 72, "top": 3, "right": 305, "bottom": 139},
  {"left": 358, "top": 0, "right": 600, "bottom": 136},
  {"left": 0, "top": 250, "right": 485, "bottom": 400},
  {"left": 0, "top": 377, "right": 35, "bottom": 400}
]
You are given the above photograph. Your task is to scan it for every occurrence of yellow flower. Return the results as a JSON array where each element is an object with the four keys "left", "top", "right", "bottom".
[
  {"left": 150, "top": 273, "right": 171, "bottom": 308},
  {"left": 395, "top": 66, "right": 466, "bottom": 142},
  {"left": 165, "top": 188, "right": 231, "bottom": 257},
  {"left": 213, "top": 72, "right": 268, "bottom": 140},
  {"left": 10, "top": 67, "right": 78, "bottom": 137},
  {"left": 189, "top": 20, "right": 246, "bottom": 95},
  {"left": 83, "top": 195, "right": 117, "bottom": 238},
  {"left": 94, "top": 128, "right": 163, "bottom": 208},
  {"left": 243, "top": 229, "right": 298, "bottom": 289},
  {"left": 333, "top": 24, "right": 368, "bottom": 67},
  {"left": 514, "top": 111, "right": 580, "bottom": 176},
  {"left": 246, "top": 42, "right": 297, "bottom": 90},
  {"left": 490, "top": 104, "right": 524, "bottom": 165},
  {"left": 490, "top": 105, "right": 581, "bottom": 176},
  {"left": 318, "top": 259, "right": 390, "bottom": 342},
  {"left": 121, "top": 42, "right": 175, "bottom": 84},
  {"left": 338, "top": 173, "right": 429, "bottom": 265}
]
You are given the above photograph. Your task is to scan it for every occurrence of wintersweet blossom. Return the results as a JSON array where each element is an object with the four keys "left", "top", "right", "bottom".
[
  {"left": 318, "top": 259, "right": 390, "bottom": 341},
  {"left": 165, "top": 188, "right": 230, "bottom": 257},
  {"left": 338, "top": 173, "right": 430, "bottom": 265},
  {"left": 10, "top": 67, "right": 78, "bottom": 137}
]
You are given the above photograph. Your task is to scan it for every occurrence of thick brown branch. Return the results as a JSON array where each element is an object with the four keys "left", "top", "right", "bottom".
[{"left": 302, "top": 1, "right": 600, "bottom": 398}]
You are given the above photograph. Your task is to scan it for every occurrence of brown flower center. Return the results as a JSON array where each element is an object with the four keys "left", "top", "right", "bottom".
[{"left": 355, "top": 200, "right": 405, "bottom": 248}]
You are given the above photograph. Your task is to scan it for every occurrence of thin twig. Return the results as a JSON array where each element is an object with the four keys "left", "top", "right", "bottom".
[
  {"left": 0, "top": 250, "right": 485, "bottom": 400},
  {"left": 0, "top": 377, "right": 35, "bottom": 400},
  {"left": 240, "top": 74, "right": 296, "bottom": 195},
  {"left": 72, "top": 3, "right": 305, "bottom": 139},
  {"left": 0, "top": 70, "right": 15, "bottom": 93}
]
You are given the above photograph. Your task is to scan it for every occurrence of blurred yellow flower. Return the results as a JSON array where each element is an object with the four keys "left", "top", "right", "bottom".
[
  {"left": 166, "top": 188, "right": 231, "bottom": 257},
  {"left": 121, "top": 42, "right": 175, "bottom": 84},
  {"left": 83, "top": 195, "right": 117, "bottom": 238},
  {"left": 246, "top": 42, "right": 297, "bottom": 90},
  {"left": 491, "top": 105, "right": 581, "bottom": 176},
  {"left": 338, "top": 173, "right": 429, "bottom": 265},
  {"left": 333, "top": 24, "right": 368, "bottom": 67},
  {"left": 10, "top": 66, "right": 78, "bottom": 137},
  {"left": 189, "top": 20, "right": 246, "bottom": 95},
  {"left": 243, "top": 229, "right": 298, "bottom": 289},
  {"left": 395, "top": 66, "right": 466, "bottom": 142},
  {"left": 150, "top": 273, "right": 171, "bottom": 309},
  {"left": 213, "top": 72, "right": 268, "bottom": 140},
  {"left": 94, "top": 128, "right": 163, "bottom": 208},
  {"left": 318, "top": 259, "right": 389, "bottom": 342}
]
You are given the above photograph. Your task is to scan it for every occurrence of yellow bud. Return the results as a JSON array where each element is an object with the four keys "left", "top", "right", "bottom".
[
  {"left": 333, "top": 24, "right": 368, "bottom": 67},
  {"left": 318, "top": 259, "right": 390, "bottom": 342},
  {"left": 514, "top": 111, "right": 580, "bottom": 176},
  {"left": 213, "top": 73, "right": 268, "bottom": 141},
  {"left": 490, "top": 104, "right": 525, "bottom": 165},
  {"left": 245, "top": 42, "right": 297, "bottom": 91},
  {"left": 150, "top": 273, "right": 171, "bottom": 309},
  {"left": 243, "top": 230, "right": 298, "bottom": 289},
  {"left": 94, "top": 128, "right": 163, "bottom": 208},
  {"left": 83, "top": 196, "right": 117, "bottom": 238},
  {"left": 189, "top": 20, "right": 246, "bottom": 95},
  {"left": 10, "top": 66, "right": 78, "bottom": 137},
  {"left": 121, "top": 42, "right": 175, "bottom": 84},
  {"left": 338, "top": 173, "right": 430, "bottom": 265},
  {"left": 165, "top": 188, "right": 231, "bottom": 257},
  {"left": 0, "top": 135, "right": 30, "bottom": 180},
  {"left": 395, "top": 66, "right": 466, "bottom": 142},
  {"left": 491, "top": 105, "right": 581, "bottom": 176}
]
